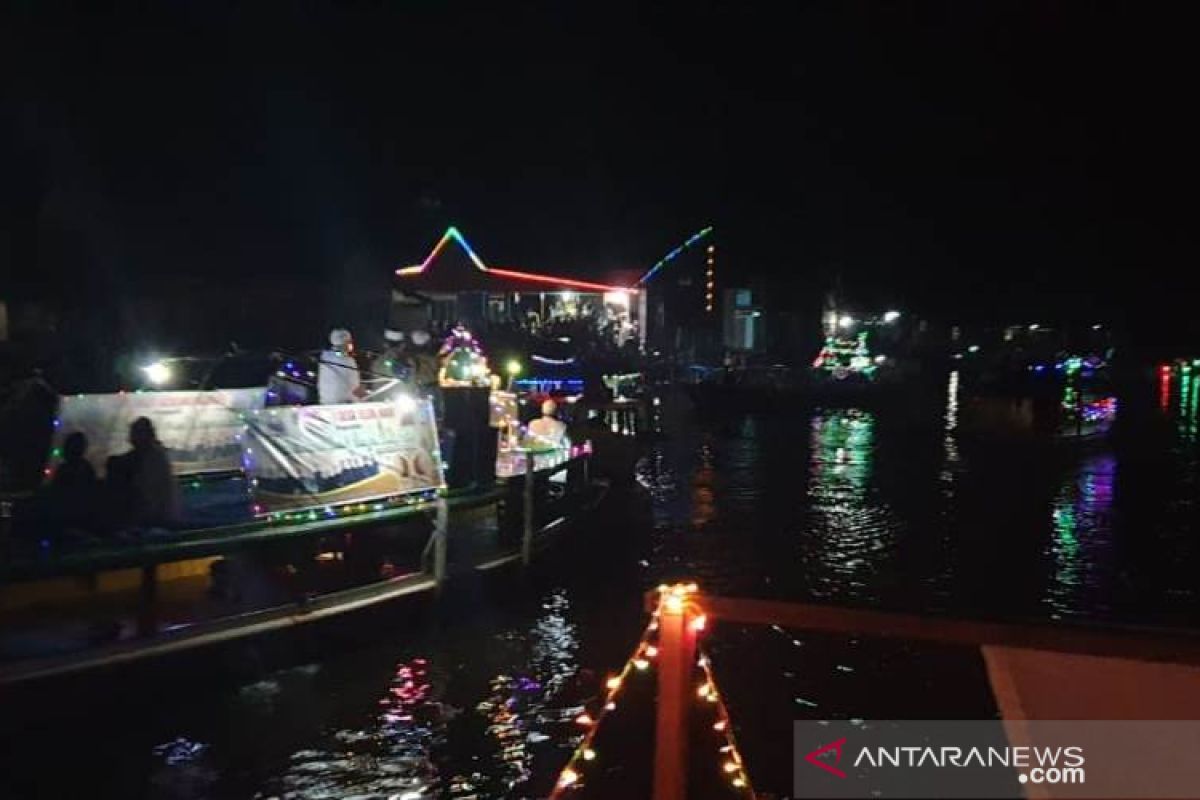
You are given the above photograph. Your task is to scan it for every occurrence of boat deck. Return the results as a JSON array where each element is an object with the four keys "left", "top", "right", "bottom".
[{"left": 0, "top": 455, "right": 604, "bottom": 684}]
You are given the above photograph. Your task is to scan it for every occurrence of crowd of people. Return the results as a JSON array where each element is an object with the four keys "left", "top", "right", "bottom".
[{"left": 316, "top": 327, "right": 440, "bottom": 405}]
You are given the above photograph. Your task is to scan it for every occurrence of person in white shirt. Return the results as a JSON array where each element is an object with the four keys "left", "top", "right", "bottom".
[
  {"left": 526, "top": 399, "right": 567, "bottom": 445},
  {"left": 318, "top": 328, "right": 364, "bottom": 404}
]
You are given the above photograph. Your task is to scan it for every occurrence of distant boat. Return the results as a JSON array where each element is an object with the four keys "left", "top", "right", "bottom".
[{"left": 958, "top": 354, "right": 1116, "bottom": 443}]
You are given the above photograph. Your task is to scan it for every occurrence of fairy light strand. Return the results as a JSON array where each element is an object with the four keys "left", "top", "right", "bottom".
[
  {"left": 549, "top": 583, "right": 756, "bottom": 797},
  {"left": 697, "top": 641, "right": 758, "bottom": 798},
  {"left": 548, "top": 606, "right": 662, "bottom": 798}
]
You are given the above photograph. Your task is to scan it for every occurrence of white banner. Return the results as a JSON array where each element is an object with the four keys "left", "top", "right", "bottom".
[
  {"left": 51, "top": 388, "right": 266, "bottom": 478},
  {"left": 243, "top": 397, "right": 444, "bottom": 514}
]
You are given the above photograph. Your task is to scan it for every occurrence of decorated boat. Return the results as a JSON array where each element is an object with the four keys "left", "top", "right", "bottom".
[{"left": 0, "top": 328, "right": 615, "bottom": 683}]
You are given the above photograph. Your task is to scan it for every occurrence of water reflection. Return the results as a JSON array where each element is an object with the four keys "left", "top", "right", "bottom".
[
  {"left": 1044, "top": 452, "right": 1117, "bottom": 619},
  {"left": 691, "top": 438, "right": 717, "bottom": 528},
  {"left": 474, "top": 589, "right": 581, "bottom": 794},
  {"left": 803, "top": 410, "right": 894, "bottom": 600},
  {"left": 1179, "top": 373, "right": 1198, "bottom": 442},
  {"left": 257, "top": 655, "right": 443, "bottom": 800},
  {"left": 245, "top": 590, "right": 580, "bottom": 799},
  {"left": 940, "top": 370, "right": 962, "bottom": 495}
]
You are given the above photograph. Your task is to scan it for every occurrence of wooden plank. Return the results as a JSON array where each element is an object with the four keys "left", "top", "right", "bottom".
[
  {"left": 0, "top": 572, "right": 438, "bottom": 685},
  {"left": 2, "top": 485, "right": 510, "bottom": 582},
  {"left": 983, "top": 646, "right": 1200, "bottom": 720},
  {"left": 645, "top": 593, "right": 1200, "bottom": 666},
  {"left": 653, "top": 599, "right": 696, "bottom": 800}
]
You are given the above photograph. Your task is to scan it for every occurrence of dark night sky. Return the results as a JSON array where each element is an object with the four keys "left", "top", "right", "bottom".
[{"left": 3, "top": 2, "right": 1198, "bottom": 342}]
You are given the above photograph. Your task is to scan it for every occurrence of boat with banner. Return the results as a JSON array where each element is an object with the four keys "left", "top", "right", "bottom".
[{"left": 0, "top": 327, "right": 620, "bottom": 684}]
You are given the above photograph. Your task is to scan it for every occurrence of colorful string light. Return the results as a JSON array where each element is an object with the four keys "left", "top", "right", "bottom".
[
  {"left": 636, "top": 226, "right": 715, "bottom": 286},
  {"left": 697, "top": 640, "right": 757, "bottom": 798},
  {"left": 547, "top": 601, "right": 664, "bottom": 799},
  {"left": 396, "top": 226, "right": 636, "bottom": 294},
  {"left": 548, "top": 583, "right": 756, "bottom": 798}
]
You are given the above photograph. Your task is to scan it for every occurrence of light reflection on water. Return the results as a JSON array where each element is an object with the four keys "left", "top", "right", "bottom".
[
  {"left": 1044, "top": 452, "right": 1117, "bottom": 619},
  {"left": 9, "top": 377, "right": 1200, "bottom": 800},
  {"left": 254, "top": 655, "right": 444, "bottom": 799},
  {"left": 802, "top": 410, "right": 896, "bottom": 601},
  {"left": 235, "top": 590, "right": 581, "bottom": 799}
]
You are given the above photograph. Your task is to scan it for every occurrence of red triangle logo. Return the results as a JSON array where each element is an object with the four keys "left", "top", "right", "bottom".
[{"left": 804, "top": 737, "right": 848, "bottom": 779}]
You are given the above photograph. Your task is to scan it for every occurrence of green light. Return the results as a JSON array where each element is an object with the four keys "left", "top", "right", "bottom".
[{"left": 506, "top": 359, "right": 522, "bottom": 376}]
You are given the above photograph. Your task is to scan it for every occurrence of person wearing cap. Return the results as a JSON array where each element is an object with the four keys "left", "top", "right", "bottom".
[
  {"left": 526, "top": 398, "right": 567, "bottom": 446},
  {"left": 408, "top": 329, "right": 439, "bottom": 388},
  {"left": 318, "top": 328, "right": 364, "bottom": 404},
  {"left": 372, "top": 329, "right": 412, "bottom": 383}
]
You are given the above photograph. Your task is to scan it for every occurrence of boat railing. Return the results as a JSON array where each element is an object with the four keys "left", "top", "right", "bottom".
[
  {"left": 0, "top": 448, "right": 602, "bottom": 684},
  {"left": 551, "top": 584, "right": 1200, "bottom": 800}
]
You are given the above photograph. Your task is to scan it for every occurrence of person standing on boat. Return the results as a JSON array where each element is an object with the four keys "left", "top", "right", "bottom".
[
  {"left": 371, "top": 329, "right": 412, "bottom": 384},
  {"left": 408, "top": 329, "right": 439, "bottom": 389},
  {"left": 318, "top": 328, "right": 365, "bottom": 404}
]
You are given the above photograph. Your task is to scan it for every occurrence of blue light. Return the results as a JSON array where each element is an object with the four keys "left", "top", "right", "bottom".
[{"left": 637, "top": 226, "right": 714, "bottom": 285}]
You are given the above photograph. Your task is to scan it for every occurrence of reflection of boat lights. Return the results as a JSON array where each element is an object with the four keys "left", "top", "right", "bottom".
[{"left": 1081, "top": 398, "right": 1118, "bottom": 424}]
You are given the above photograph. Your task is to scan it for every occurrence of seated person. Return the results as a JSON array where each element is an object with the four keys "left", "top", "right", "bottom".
[
  {"left": 526, "top": 399, "right": 567, "bottom": 447},
  {"left": 46, "top": 432, "right": 99, "bottom": 531},
  {"left": 107, "top": 417, "right": 181, "bottom": 528},
  {"left": 51, "top": 432, "right": 97, "bottom": 493}
]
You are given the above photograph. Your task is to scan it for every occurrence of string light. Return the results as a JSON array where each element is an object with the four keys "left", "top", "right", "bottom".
[
  {"left": 636, "top": 226, "right": 714, "bottom": 285},
  {"left": 697, "top": 640, "right": 757, "bottom": 796},
  {"left": 705, "top": 242, "right": 716, "bottom": 312},
  {"left": 548, "top": 586, "right": 682, "bottom": 798},
  {"left": 397, "top": 226, "right": 636, "bottom": 294},
  {"left": 549, "top": 583, "right": 755, "bottom": 798}
]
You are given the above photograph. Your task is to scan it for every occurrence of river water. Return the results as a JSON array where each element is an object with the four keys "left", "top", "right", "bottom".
[{"left": 2, "top": 370, "right": 1197, "bottom": 799}]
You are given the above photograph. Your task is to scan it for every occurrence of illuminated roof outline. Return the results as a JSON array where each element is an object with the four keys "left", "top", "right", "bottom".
[
  {"left": 636, "top": 226, "right": 714, "bottom": 285},
  {"left": 396, "top": 227, "right": 637, "bottom": 294}
]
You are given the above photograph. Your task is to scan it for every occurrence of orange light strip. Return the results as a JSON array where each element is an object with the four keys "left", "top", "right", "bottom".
[{"left": 485, "top": 267, "right": 631, "bottom": 293}]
